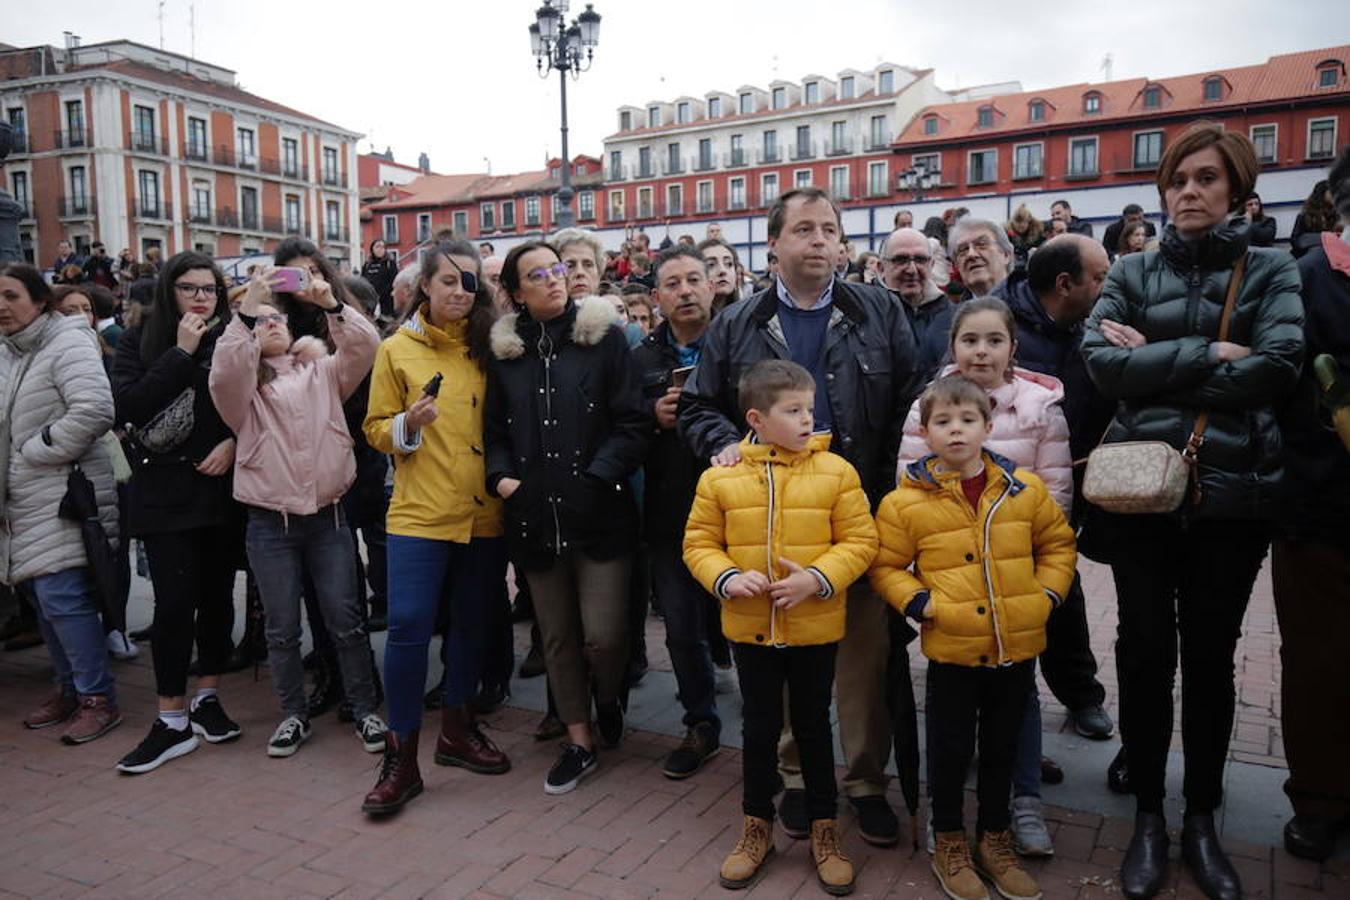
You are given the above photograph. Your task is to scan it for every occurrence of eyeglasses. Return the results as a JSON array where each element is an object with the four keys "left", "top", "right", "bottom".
[
  {"left": 953, "top": 236, "right": 995, "bottom": 258},
  {"left": 174, "top": 283, "right": 217, "bottom": 297},
  {"left": 525, "top": 262, "right": 569, "bottom": 285},
  {"left": 884, "top": 254, "right": 931, "bottom": 268},
  {"left": 256, "top": 313, "right": 288, "bottom": 326}
]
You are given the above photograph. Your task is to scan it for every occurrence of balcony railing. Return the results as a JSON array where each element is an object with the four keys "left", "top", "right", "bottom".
[
  {"left": 661, "top": 159, "right": 684, "bottom": 176},
  {"left": 7, "top": 130, "right": 30, "bottom": 155},
  {"left": 12, "top": 198, "right": 32, "bottom": 218},
  {"left": 726, "top": 149, "right": 748, "bottom": 168},
  {"left": 58, "top": 195, "right": 94, "bottom": 217},
  {"left": 184, "top": 142, "right": 209, "bottom": 162},
  {"left": 324, "top": 226, "right": 351, "bottom": 243},
  {"left": 866, "top": 137, "right": 890, "bottom": 152},
  {"left": 237, "top": 153, "right": 259, "bottom": 171},
  {"left": 135, "top": 195, "right": 167, "bottom": 220},
  {"left": 608, "top": 166, "right": 625, "bottom": 182},
  {"left": 54, "top": 128, "right": 88, "bottom": 149},
  {"left": 693, "top": 154, "right": 716, "bottom": 173},
  {"left": 757, "top": 148, "right": 781, "bottom": 164},
  {"left": 130, "top": 132, "right": 168, "bottom": 155},
  {"left": 264, "top": 215, "right": 286, "bottom": 234},
  {"left": 188, "top": 206, "right": 213, "bottom": 225},
  {"left": 790, "top": 141, "right": 817, "bottom": 161},
  {"left": 283, "top": 161, "right": 305, "bottom": 179},
  {"left": 636, "top": 163, "right": 654, "bottom": 179},
  {"left": 321, "top": 170, "right": 348, "bottom": 188},
  {"left": 826, "top": 136, "right": 853, "bottom": 156},
  {"left": 240, "top": 210, "right": 259, "bottom": 230},
  {"left": 258, "top": 157, "right": 282, "bottom": 176},
  {"left": 283, "top": 218, "right": 308, "bottom": 236}
]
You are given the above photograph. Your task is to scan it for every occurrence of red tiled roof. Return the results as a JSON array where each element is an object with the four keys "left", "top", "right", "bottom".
[
  {"left": 369, "top": 173, "right": 491, "bottom": 210},
  {"left": 896, "top": 46, "right": 1350, "bottom": 145},
  {"left": 69, "top": 59, "right": 356, "bottom": 133}
]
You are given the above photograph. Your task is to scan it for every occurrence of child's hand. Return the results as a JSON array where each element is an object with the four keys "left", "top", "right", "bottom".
[
  {"left": 724, "top": 570, "right": 770, "bottom": 598},
  {"left": 769, "top": 558, "right": 819, "bottom": 610}
]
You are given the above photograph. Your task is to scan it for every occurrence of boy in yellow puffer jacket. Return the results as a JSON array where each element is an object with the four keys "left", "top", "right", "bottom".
[
  {"left": 871, "top": 374, "right": 1076, "bottom": 900},
  {"left": 684, "top": 360, "right": 877, "bottom": 895}
]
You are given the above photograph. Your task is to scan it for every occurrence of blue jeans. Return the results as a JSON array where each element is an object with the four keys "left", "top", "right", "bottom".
[
  {"left": 26, "top": 567, "right": 115, "bottom": 700},
  {"left": 1012, "top": 682, "right": 1042, "bottom": 798},
  {"left": 245, "top": 506, "right": 378, "bottom": 721},
  {"left": 384, "top": 534, "right": 504, "bottom": 733},
  {"left": 649, "top": 539, "right": 719, "bottom": 735}
]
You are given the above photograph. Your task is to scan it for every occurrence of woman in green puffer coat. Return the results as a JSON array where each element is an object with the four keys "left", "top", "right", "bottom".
[{"left": 1081, "top": 122, "right": 1304, "bottom": 900}]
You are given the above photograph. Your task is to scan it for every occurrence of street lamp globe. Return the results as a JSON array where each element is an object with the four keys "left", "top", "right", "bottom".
[{"left": 577, "top": 4, "right": 601, "bottom": 46}]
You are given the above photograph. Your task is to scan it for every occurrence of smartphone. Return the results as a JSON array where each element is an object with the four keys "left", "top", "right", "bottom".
[
  {"left": 423, "top": 372, "right": 444, "bottom": 398},
  {"left": 271, "top": 266, "right": 310, "bottom": 294},
  {"left": 670, "top": 365, "right": 695, "bottom": 389}
]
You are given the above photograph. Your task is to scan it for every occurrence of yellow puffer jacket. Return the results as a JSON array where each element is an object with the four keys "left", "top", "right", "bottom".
[
  {"left": 684, "top": 434, "right": 878, "bottom": 647},
  {"left": 869, "top": 451, "right": 1076, "bottom": 667},
  {"left": 363, "top": 311, "right": 502, "bottom": 541}
]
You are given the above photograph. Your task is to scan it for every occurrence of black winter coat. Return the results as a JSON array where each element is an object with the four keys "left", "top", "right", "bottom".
[
  {"left": 678, "top": 278, "right": 922, "bottom": 506},
  {"left": 894, "top": 290, "right": 953, "bottom": 383},
  {"left": 632, "top": 322, "right": 705, "bottom": 542},
  {"left": 1082, "top": 224, "right": 1305, "bottom": 520},
  {"left": 484, "top": 297, "right": 650, "bottom": 571},
  {"left": 112, "top": 324, "right": 238, "bottom": 536},
  {"left": 361, "top": 256, "right": 398, "bottom": 318},
  {"left": 1229, "top": 214, "right": 1277, "bottom": 248}
]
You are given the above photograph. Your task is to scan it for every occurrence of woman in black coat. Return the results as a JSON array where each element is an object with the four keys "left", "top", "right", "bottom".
[
  {"left": 485, "top": 240, "right": 649, "bottom": 796},
  {"left": 111, "top": 251, "right": 245, "bottom": 774},
  {"left": 360, "top": 239, "right": 398, "bottom": 321},
  {"left": 1082, "top": 123, "right": 1304, "bottom": 900}
]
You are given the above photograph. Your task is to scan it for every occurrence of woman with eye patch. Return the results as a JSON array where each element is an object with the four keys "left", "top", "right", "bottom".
[
  {"left": 484, "top": 240, "right": 650, "bottom": 796},
  {"left": 360, "top": 240, "right": 510, "bottom": 816}
]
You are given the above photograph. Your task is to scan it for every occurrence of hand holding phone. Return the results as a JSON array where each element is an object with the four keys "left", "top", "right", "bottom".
[
  {"left": 423, "top": 372, "right": 444, "bottom": 397},
  {"left": 670, "top": 365, "right": 695, "bottom": 389},
  {"left": 269, "top": 266, "right": 311, "bottom": 294}
]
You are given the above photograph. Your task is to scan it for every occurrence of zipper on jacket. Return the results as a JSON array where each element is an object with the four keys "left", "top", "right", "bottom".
[
  {"left": 764, "top": 460, "right": 784, "bottom": 647},
  {"left": 1185, "top": 266, "right": 1203, "bottom": 333},
  {"left": 537, "top": 324, "right": 563, "bottom": 554},
  {"left": 980, "top": 480, "right": 1013, "bottom": 664}
]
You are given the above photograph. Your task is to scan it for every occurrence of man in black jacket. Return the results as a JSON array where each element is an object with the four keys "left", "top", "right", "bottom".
[
  {"left": 1101, "top": 204, "right": 1157, "bottom": 260},
  {"left": 678, "top": 188, "right": 922, "bottom": 847},
  {"left": 1050, "top": 199, "right": 1093, "bottom": 238},
  {"left": 634, "top": 246, "right": 722, "bottom": 779}
]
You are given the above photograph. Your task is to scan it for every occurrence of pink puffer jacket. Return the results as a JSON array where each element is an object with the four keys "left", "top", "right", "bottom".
[
  {"left": 209, "top": 308, "right": 379, "bottom": 519},
  {"left": 897, "top": 365, "right": 1073, "bottom": 515}
]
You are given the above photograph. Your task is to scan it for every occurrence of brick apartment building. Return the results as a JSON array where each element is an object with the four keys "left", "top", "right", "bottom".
[{"left": 0, "top": 36, "right": 362, "bottom": 271}]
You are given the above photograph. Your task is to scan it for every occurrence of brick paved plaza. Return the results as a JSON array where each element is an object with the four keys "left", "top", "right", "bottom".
[{"left": 1, "top": 559, "right": 1347, "bottom": 899}]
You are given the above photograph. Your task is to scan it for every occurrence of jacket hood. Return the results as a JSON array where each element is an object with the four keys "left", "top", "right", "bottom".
[
  {"left": 937, "top": 363, "right": 1065, "bottom": 433},
  {"left": 902, "top": 449, "right": 1026, "bottom": 494},
  {"left": 740, "top": 431, "right": 832, "bottom": 465},
  {"left": 1159, "top": 221, "right": 1250, "bottom": 272},
  {"left": 488, "top": 295, "right": 618, "bottom": 360},
  {"left": 399, "top": 309, "right": 466, "bottom": 348}
]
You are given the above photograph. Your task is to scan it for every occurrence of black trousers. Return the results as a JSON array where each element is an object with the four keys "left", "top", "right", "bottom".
[
  {"left": 1040, "top": 572, "right": 1105, "bottom": 711},
  {"left": 143, "top": 524, "right": 238, "bottom": 698},
  {"left": 928, "top": 659, "right": 1035, "bottom": 834},
  {"left": 1105, "top": 513, "right": 1269, "bottom": 814},
  {"left": 733, "top": 641, "right": 838, "bottom": 822}
]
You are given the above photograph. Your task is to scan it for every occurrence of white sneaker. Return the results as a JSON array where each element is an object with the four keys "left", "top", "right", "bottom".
[
  {"left": 106, "top": 630, "right": 140, "bottom": 661},
  {"left": 267, "top": 716, "right": 312, "bottom": 757},
  {"left": 1010, "top": 795, "right": 1055, "bottom": 857}
]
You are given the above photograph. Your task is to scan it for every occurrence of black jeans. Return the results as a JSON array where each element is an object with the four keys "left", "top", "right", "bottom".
[
  {"left": 733, "top": 641, "right": 838, "bottom": 822},
  {"left": 1040, "top": 572, "right": 1106, "bottom": 712},
  {"left": 1105, "top": 513, "right": 1269, "bottom": 814},
  {"left": 143, "top": 524, "right": 238, "bottom": 698},
  {"left": 928, "top": 659, "right": 1035, "bottom": 834}
]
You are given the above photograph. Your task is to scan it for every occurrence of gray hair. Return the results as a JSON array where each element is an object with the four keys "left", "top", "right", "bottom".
[
  {"left": 393, "top": 265, "right": 419, "bottom": 290},
  {"left": 948, "top": 217, "right": 1013, "bottom": 259},
  {"left": 550, "top": 227, "right": 605, "bottom": 272}
]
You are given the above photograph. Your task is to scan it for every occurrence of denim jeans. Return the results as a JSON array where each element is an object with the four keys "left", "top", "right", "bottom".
[
  {"left": 245, "top": 506, "right": 378, "bottom": 721},
  {"left": 384, "top": 534, "right": 505, "bottom": 733},
  {"left": 649, "top": 539, "right": 719, "bottom": 735},
  {"left": 1011, "top": 685, "right": 1042, "bottom": 798},
  {"left": 26, "top": 567, "right": 115, "bottom": 700}
]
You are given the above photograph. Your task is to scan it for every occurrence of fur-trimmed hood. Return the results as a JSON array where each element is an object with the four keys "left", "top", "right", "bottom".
[{"left": 489, "top": 295, "right": 619, "bottom": 360}]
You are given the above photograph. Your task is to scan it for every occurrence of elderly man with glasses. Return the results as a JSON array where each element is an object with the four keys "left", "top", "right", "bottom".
[
  {"left": 949, "top": 217, "right": 1015, "bottom": 299},
  {"left": 880, "top": 227, "right": 951, "bottom": 380}
]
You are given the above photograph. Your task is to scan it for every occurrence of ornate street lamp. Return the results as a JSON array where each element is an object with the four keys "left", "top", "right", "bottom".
[
  {"left": 897, "top": 161, "right": 939, "bottom": 202},
  {"left": 530, "top": 1, "right": 601, "bottom": 230}
]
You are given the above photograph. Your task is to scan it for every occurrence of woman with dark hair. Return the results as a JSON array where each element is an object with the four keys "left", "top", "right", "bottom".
[
  {"left": 1116, "top": 221, "right": 1149, "bottom": 257},
  {"left": 1230, "top": 192, "right": 1277, "bottom": 248},
  {"left": 361, "top": 239, "right": 398, "bottom": 321},
  {"left": 1083, "top": 122, "right": 1304, "bottom": 900},
  {"left": 111, "top": 251, "right": 246, "bottom": 773},
  {"left": 361, "top": 240, "right": 509, "bottom": 815},
  {"left": 697, "top": 238, "right": 743, "bottom": 313},
  {"left": 0, "top": 262, "right": 121, "bottom": 745},
  {"left": 1290, "top": 180, "right": 1337, "bottom": 258},
  {"left": 485, "top": 241, "right": 649, "bottom": 795}
]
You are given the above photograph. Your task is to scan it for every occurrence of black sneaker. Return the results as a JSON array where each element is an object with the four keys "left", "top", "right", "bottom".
[
  {"left": 850, "top": 795, "right": 900, "bottom": 847},
  {"left": 1070, "top": 704, "right": 1115, "bottom": 740},
  {"left": 544, "top": 743, "right": 597, "bottom": 795},
  {"left": 189, "top": 696, "right": 242, "bottom": 743},
  {"left": 267, "top": 716, "right": 312, "bottom": 758},
  {"left": 116, "top": 720, "right": 199, "bottom": 774},
  {"left": 595, "top": 699, "right": 625, "bottom": 748},
  {"left": 662, "top": 722, "right": 720, "bottom": 779},
  {"left": 778, "top": 788, "right": 809, "bottom": 839}
]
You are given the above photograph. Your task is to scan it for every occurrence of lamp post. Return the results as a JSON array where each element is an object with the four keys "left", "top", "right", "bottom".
[
  {"left": 530, "top": 1, "right": 601, "bottom": 231},
  {"left": 896, "top": 161, "right": 939, "bottom": 203}
]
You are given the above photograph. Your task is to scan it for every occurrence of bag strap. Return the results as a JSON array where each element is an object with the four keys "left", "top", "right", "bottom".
[{"left": 1182, "top": 252, "right": 1247, "bottom": 464}]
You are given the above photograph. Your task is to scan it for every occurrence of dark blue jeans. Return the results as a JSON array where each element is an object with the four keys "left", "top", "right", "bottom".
[
  {"left": 384, "top": 534, "right": 505, "bottom": 733},
  {"left": 26, "top": 567, "right": 115, "bottom": 700},
  {"left": 649, "top": 539, "right": 719, "bottom": 735}
]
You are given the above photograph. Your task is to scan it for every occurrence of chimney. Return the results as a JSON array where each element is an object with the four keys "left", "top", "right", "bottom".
[
  {"left": 63, "top": 32, "right": 81, "bottom": 50},
  {"left": 418, "top": 152, "right": 430, "bottom": 174}
]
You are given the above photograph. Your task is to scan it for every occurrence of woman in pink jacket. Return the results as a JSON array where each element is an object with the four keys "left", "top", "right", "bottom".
[
  {"left": 896, "top": 295, "right": 1073, "bottom": 859},
  {"left": 209, "top": 270, "right": 388, "bottom": 759}
]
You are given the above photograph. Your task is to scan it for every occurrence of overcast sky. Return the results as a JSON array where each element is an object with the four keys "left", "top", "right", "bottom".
[{"left": 7, "top": 0, "right": 1347, "bottom": 175}]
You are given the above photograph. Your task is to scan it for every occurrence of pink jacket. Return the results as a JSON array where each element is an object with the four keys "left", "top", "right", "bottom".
[
  {"left": 897, "top": 365, "right": 1074, "bottom": 515},
  {"left": 209, "top": 308, "right": 379, "bottom": 518}
]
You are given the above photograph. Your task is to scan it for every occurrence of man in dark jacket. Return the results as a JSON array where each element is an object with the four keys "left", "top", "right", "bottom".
[
  {"left": 993, "top": 235, "right": 1115, "bottom": 741},
  {"left": 879, "top": 226, "right": 950, "bottom": 380},
  {"left": 82, "top": 241, "right": 117, "bottom": 289},
  {"left": 51, "top": 239, "right": 80, "bottom": 279},
  {"left": 1050, "top": 199, "right": 1093, "bottom": 237},
  {"left": 1101, "top": 204, "right": 1157, "bottom": 260},
  {"left": 678, "top": 187, "right": 922, "bottom": 847},
  {"left": 634, "top": 245, "right": 722, "bottom": 779}
]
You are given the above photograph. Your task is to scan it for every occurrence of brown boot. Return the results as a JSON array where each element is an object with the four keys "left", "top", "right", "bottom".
[
  {"left": 810, "top": 818, "right": 855, "bottom": 895},
  {"left": 60, "top": 695, "right": 122, "bottom": 744},
  {"left": 23, "top": 690, "right": 78, "bottom": 729},
  {"left": 933, "top": 831, "right": 990, "bottom": 900},
  {"left": 719, "top": 815, "right": 775, "bottom": 889},
  {"left": 362, "top": 731, "right": 423, "bottom": 816},
  {"left": 974, "top": 830, "right": 1042, "bottom": 900},
  {"left": 435, "top": 706, "right": 510, "bottom": 774}
]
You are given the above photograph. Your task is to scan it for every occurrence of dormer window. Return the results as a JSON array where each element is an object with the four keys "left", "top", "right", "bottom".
[
  {"left": 977, "top": 106, "right": 994, "bottom": 128},
  {"left": 676, "top": 102, "right": 690, "bottom": 124},
  {"left": 739, "top": 92, "right": 753, "bottom": 114},
  {"left": 772, "top": 87, "right": 787, "bottom": 109},
  {"left": 805, "top": 82, "right": 819, "bottom": 105},
  {"left": 620, "top": 110, "right": 632, "bottom": 130},
  {"left": 1143, "top": 86, "right": 1161, "bottom": 109},
  {"left": 1028, "top": 100, "right": 1045, "bottom": 122},
  {"left": 878, "top": 70, "right": 895, "bottom": 93},
  {"left": 923, "top": 115, "right": 938, "bottom": 136},
  {"left": 1203, "top": 77, "right": 1224, "bottom": 101},
  {"left": 840, "top": 76, "right": 855, "bottom": 99},
  {"left": 708, "top": 96, "right": 722, "bottom": 118},
  {"left": 1083, "top": 92, "right": 1101, "bottom": 115},
  {"left": 1317, "top": 62, "right": 1342, "bottom": 88},
  {"left": 648, "top": 106, "right": 660, "bottom": 127}
]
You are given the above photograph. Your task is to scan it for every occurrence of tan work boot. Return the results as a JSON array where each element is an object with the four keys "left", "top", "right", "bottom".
[
  {"left": 933, "top": 830, "right": 991, "bottom": 900},
  {"left": 810, "top": 818, "right": 855, "bottom": 895},
  {"left": 975, "top": 830, "right": 1043, "bottom": 900},
  {"left": 720, "top": 815, "right": 775, "bottom": 889}
]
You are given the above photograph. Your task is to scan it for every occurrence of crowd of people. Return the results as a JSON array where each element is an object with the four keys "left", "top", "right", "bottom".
[{"left": 1, "top": 121, "right": 1347, "bottom": 900}]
